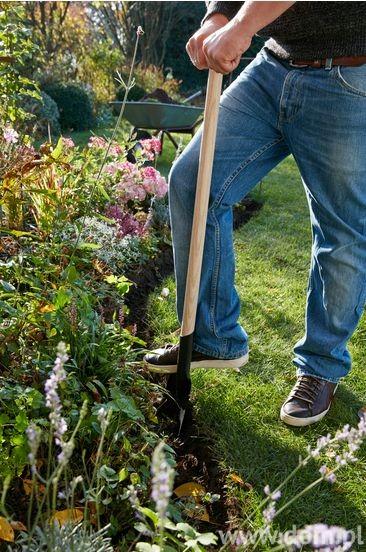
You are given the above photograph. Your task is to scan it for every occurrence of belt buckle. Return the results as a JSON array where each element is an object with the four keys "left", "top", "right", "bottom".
[{"left": 289, "top": 60, "right": 309, "bottom": 68}]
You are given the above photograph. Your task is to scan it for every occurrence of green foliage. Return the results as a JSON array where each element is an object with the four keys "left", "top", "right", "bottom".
[
  {"left": 43, "top": 83, "right": 95, "bottom": 131},
  {"left": 22, "top": 91, "right": 61, "bottom": 137},
  {"left": 0, "top": 4, "right": 40, "bottom": 125},
  {"left": 0, "top": 381, "right": 44, "bottom": 478}
]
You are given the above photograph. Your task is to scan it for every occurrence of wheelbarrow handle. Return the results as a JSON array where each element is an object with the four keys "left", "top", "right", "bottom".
[{"left": 181, "top": 70, "right": 223, "bottom": 337}]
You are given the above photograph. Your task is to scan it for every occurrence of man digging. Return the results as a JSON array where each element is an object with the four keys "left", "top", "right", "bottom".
[{"left": 144, "top": 1, "right": 366, "bottom": 427}]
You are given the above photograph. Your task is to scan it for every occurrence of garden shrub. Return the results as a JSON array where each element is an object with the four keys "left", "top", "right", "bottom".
[
  {"left": 23, "top": 91, "right": 61, "bottom": 137},
  {"left": 43, "top": 82, "right": 95, "bottom": 131}
]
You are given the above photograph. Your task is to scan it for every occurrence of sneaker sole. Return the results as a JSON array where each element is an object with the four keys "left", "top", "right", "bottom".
[
  {"left": 280, "top": 405, "right": 331, "bottom": 427},
  {"left": 145, "top": 352, "right": 249, "bottom": 374}
]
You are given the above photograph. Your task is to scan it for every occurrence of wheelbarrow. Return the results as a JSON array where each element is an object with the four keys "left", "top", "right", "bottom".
[{"left": 111, "top": 91, "right": 204, "bottom": 152}]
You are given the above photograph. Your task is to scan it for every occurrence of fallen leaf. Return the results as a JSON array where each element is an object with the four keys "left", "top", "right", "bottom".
[
  {"left": 358, "top": 406, "right": 366, "bottom": 420},
  {"left": 174, "top": 482, "right": 210, "bottom": 522},
  {"left": 10, "top": 520, "right": 27, "bottom": 532},
  {"left": 23, "top": 479, "right": 46, "bottom": 495},
  {"left": 229, "top": 473, "right": 253, "bottom": 490},
  {"left": 174, "top": 482, "right": 206, "bottom": 499},
  {"left": 50, "top": 508, "right": 83, "bottom": 526},
  {"left": 229, "top": 473, "right": 245, "bottom": 485},
  {"left": 0, "top": 517, "right": 14, "bottom": 542},
  {"left": 188, "top": 506, "right": 210, "bottom": 522}
]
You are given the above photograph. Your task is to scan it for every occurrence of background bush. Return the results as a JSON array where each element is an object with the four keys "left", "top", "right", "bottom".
[
  {"left": 43, "top": 82, "right": 95, "bottom": 131},
  {"left": 23, "top": 91, "right": 61, "bottom": 136}
]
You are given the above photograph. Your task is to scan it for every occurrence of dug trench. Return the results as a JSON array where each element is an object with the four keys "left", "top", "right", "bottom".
[{"left": 124, "top": 196, "right": 262, "bottom": 534}]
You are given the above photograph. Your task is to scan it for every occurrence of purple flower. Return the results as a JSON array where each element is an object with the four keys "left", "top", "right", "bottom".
[
  {"left": 26, "top": 423, "right": 41, "bottom": 473},
  {"left": 151, "top": 442, "right": 174, "bottom": 521},
  {"left": 44, "top": 342, "right": 68, "bottom": 457},
  {"left": 308, "top": 433, "right": 332, "bottom": 458},
  {"left": 262, "top": 503, "right": 276, "bottom": 525},
  {"left": 264, "top": 485, "right": 281, "bottom": 501},
  {"left": 105, "top": 204, "right": 144, "bottom": 237},
  {"left": 319, "top": 465, "right": 337, "bottom": 484},
  {"left": 57, "top": 441, "right": 74, "bottom": 466}
]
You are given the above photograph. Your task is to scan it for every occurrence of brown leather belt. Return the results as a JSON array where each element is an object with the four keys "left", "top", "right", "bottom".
[{"left": 289, "top": 55, "right": 366, "bottom": 69}]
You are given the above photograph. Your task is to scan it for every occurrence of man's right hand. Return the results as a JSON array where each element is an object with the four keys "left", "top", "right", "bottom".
[{"left": 186, "top": 14, "right": 229, "bottom": 70}]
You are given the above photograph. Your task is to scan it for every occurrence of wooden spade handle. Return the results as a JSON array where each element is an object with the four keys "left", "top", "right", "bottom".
[{"left": 181, "top": 70, "right": 223, "bottom": 337}]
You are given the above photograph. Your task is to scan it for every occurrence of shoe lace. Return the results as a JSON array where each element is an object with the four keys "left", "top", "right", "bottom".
[
  {"left": 290, "top": 376, "right": 323, "bottom": 405},
  {"left": 163, "top": 343, "right": 179, "bottom": 353}
]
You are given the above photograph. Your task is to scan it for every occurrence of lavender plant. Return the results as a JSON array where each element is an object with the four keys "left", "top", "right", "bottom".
[
  {"left": 129, "top": 441, "right": 218, "bottom": 551},
  {"left": 14, "top": 523, "right": 114, "bottom": 552},
  {"left": 218, "top": 416, "right": 366, "bottom": 551}
]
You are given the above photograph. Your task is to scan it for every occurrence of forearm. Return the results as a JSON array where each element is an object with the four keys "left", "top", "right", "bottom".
[
  {"left": 203, "top": 1, "right": 242, "bottom": 25},
  {"left": 232, "top": 1, "right": 295, "bottom": 35}
]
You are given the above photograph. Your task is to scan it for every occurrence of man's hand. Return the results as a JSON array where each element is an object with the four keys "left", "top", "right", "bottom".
[
  {"left": 202, "top": 23, "right": 252, "bottom": 74},
  {"left": 186, "top": 14, "right": 228, "bottom": 70},
  {"left": 187, "top": 1, "right": 296, "bottom": 75}
]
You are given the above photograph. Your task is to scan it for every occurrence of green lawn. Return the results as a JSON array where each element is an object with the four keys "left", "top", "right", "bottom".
[{"left": 147, "top": 156, "right": 366, "bottom": 545}]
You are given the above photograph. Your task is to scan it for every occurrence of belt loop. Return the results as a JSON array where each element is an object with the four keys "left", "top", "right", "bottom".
[{"left": 325, "top": 58, "right": 333, "bottom": 70}]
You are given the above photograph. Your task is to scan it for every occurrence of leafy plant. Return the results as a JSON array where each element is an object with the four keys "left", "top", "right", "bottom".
[
  {"left": 0, "top": 4, "right": 40, "bottom": 126},
  {"left": 43, "top": 83, "right": 95, "bottom": 131}
]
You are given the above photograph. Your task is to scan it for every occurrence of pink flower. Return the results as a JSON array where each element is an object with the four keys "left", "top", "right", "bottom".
[
  {"left": 142, "top": 166, "right": 159, "bottom": 193},
  {"left": 104, "top": 161, "right": 128, "bottom": 176},
  {"left": 141, "top": 166, "right": 168, "bottom": 198},
  {"left": 3, "top": 126, "right": 19, "bottom": 144},
  {"left": 140, "top": 138, "right": 161, "bottom": 161},
  {"left": 62, "top": 137, "right": 75, "bottom": 149},
  {"left": 88, "top": 135, "right": 107, "bottom": 149},
  {"left": 109, "top": 162, "right": 146, "bottom": 202},
  {"left": 155, "top": 175, "right": 168, "bottom": 198},
  {"left": 110, "top": 142, "right": 124, "bottom": 156},
  {"left": 121, "top": 182, "right": 147, "bottom": 202}
]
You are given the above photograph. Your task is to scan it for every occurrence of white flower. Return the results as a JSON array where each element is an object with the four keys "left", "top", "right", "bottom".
[
  {"left": 160, "top": 287, "right": 170, "bottom": 298},
  {"left": 151, "top": 442, "right": 174, "bottom": 522},
  {"left": 3, "top": 125, "right": 19, "bottom": 144}
]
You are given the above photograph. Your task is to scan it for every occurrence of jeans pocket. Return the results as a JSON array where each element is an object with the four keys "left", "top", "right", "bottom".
[{"left": 335, "top": 64, "right": 366, "bottom": 97}]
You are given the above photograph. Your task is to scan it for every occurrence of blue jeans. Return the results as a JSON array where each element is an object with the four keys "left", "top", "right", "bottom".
[{"left": 168, "top": 48, "right": 366, "bottom": 383}]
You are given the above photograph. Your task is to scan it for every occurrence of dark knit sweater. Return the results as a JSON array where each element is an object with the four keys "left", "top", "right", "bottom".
[{"left": 203, "top": 1, "right": 366, "bottom": 60}]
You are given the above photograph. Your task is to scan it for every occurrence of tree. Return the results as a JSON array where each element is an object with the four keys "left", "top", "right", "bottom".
[
  {"left": 25, "top": 1, "right": 70, "bottom": 62},
  {"left": 94, "top": 1, "right": 184, "bottom": 67}
]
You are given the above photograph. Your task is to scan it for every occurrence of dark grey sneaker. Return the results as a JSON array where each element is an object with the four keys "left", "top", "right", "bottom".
[
  {"left": 280, "top": 375, "right": 338, "bottom": 427},
  {"left": 144, "top": 343, "right": 249, "bottom": 374}
]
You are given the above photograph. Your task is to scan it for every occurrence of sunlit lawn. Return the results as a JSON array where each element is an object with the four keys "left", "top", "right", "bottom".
[{"left": 147, "top": 155, "right": 366, "bottom": 545}]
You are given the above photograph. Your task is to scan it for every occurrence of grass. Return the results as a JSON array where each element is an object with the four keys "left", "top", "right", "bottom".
[{"left": 147, "top": 156, "right": 366, "bottom": 546}]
